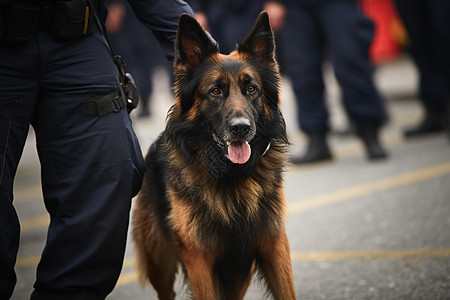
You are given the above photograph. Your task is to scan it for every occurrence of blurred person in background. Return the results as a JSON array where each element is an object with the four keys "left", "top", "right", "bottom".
[
  {"left": 394, "top": 0, "right": 450, "bottom": 138},
  {"left": 280, "top": 0, "right": 389, "bottom": 164},
  {"left": 189, "top": 0, "right": 286, "bottom": 54}
]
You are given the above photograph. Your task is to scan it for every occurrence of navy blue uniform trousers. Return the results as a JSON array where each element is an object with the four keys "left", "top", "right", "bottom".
[
  {"left": 394, "top": 0, "right": 450, "bottom": 111},
  {"left": 281, "top": 0, "right": 387, "bottom": 132},
  {"left": 0, "top": 31, "right": 145, "bottom": 299}
]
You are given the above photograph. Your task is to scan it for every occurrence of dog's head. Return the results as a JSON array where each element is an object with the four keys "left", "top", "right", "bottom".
[{"left": 169, "top": 12, "right": 286, "bottom": 178}]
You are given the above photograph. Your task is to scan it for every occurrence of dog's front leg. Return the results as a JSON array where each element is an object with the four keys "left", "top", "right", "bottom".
[
  {"left": 257, "top": 230, "right": 297, "bottom": 300},
  {"left": 179, "top": 245, "right": 217, "bottom": 300}
]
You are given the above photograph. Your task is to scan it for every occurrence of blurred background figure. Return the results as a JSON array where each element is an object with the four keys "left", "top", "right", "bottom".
[
  {"left": 393, "top": 0, "right": 450, "bottom": 138},
  {"left": 280, "top": 0, "right": 389, "bottom": 164},
  {"left": 106, "top": 0, "right": 171, "bottom": 118},
  {"left": 189, "top": 0, "right": 265, "bottom": 54},
  {"left": 188, "top": 0, "right": 285, "bottom": 54}
]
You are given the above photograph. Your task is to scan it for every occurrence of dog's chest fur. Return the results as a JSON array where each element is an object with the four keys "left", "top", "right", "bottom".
[{"left": 166, "top": 140, "right": 285, "bottom": 243}]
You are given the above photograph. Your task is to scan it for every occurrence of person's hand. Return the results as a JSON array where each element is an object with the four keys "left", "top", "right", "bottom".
[
  {"left": 195, "top": 11, "right": 211, "bottom": 33},
  {"left": 263, "top": 1, "right": 286, "bottom": 33},
  {"left": 106, "top": 3, "right": 126, "bottom": 33}
]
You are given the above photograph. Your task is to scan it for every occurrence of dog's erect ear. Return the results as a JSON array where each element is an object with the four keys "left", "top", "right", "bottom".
[
  {"left": 238, "top": 11, "right": 275, "bottom": 63},
  {"left": 176, "top": 14, "right": 219, "bottom": 67}
]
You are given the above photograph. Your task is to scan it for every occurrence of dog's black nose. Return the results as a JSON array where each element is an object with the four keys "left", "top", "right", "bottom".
[{"left": 230, "top": 117, "right": 251, "bottom": 137}]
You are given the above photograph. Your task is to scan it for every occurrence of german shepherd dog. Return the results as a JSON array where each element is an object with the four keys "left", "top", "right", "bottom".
[{"left": 133, "top": 12, "right": 296, "bottom": 300}]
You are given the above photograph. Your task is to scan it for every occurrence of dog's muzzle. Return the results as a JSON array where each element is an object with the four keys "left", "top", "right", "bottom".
[
  {"left": 226, "top": 117, "right": 254, "bottom": 164},
  {"left": 229, "top": 117, "right": 251, "bottom": 139}
]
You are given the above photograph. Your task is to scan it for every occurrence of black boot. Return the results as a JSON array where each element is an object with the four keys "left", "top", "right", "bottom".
[
  {"left": 290, "top": 132, "right": 332, "bottom": 164},
  {"left": 404, "top": 111, "right": 446, "bottom": 138},
  {"left": 357, "top": 125, "right": 388, "bottom": 160}
]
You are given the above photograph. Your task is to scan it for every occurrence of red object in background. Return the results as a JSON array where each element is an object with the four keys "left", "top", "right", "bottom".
[{"left": 360, "top": 0, "right": 405, "bottom": 64}]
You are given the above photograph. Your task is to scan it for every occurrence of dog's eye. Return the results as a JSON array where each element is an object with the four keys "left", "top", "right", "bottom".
[
  {"left": 210, "top": 88, "right": 222, "bottom": 96},
  {"left": 247, "top": 85, "right": 256, "bottom": 94}
]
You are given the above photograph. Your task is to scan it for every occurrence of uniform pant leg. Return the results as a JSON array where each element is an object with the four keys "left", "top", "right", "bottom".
[
  {"left": 319, "top": 0, "right": 387, "bottom": 127},
  {"left": 428, "top": 0, "right": 450, "bottom": 96},
  {"left": 0, "top": 39, "right": 40, "bottom": 299},
  {"left": 30, "top": 32, "right": 144, "bottom": 300},
  {"left": 281, "top": 3, "right": 329, "bottom": 132},
  {"left": 428, "top": 0, "right": 450, "bottom": 95},
  {"left": 394, "top": 0, "right": 448, "bottom": 111}
]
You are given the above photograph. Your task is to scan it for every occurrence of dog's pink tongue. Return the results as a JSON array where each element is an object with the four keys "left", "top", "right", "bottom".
[{"left": 228, "top": 141, "right": 251, "bottom": 164}]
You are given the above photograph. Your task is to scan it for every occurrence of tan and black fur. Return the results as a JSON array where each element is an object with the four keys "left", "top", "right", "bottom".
[{"left": 133, "top": 12, "right": 296, "bottom": 300}]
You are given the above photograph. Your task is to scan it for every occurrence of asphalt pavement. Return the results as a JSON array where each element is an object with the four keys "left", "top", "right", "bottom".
[{"left": 11, "top": 56, "right": 450, "bottom": 299}]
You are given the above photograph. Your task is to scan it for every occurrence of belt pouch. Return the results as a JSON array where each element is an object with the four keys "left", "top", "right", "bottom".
[
  {"left": 53, "top": 0, "right": 94, "bottom": 40},
  {"left": 6, "top": 4, "right": 40, "bottom": 44}
]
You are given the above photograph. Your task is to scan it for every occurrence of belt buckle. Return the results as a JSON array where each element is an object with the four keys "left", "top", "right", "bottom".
[{"left": 112, "top": 96, "right": 121, "bottom": 112}]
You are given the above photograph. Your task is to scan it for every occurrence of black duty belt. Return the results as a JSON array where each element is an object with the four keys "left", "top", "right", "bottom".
[
  {"left": 82, "top": 88, "right": 127, "bottom": 117},
  {"left": 82, "top": 73, "right": 140, "bottom": 117},
  {"left": 1, "top": 0, "right": 97, "bottom": 44}
]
